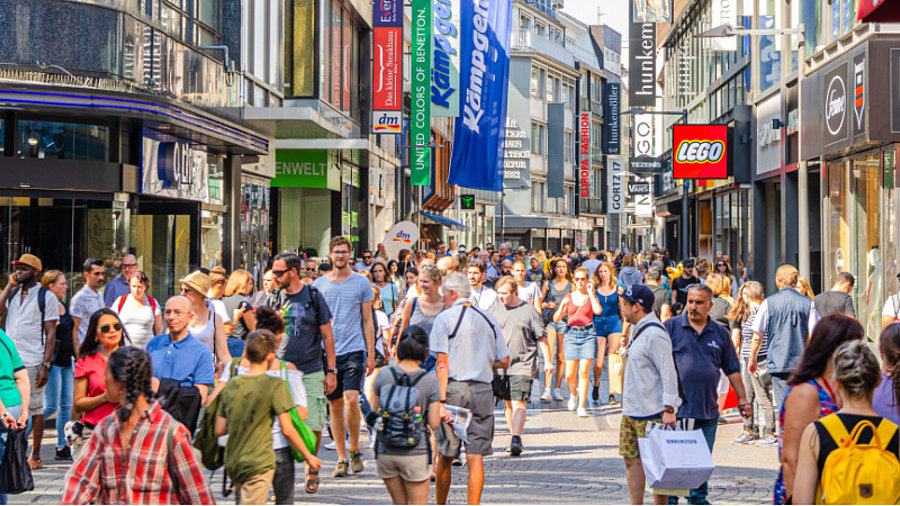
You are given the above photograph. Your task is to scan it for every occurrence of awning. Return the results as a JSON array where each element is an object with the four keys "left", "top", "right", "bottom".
[
  {"left": 858, "top": 0, "right": 900, "bottom": 22},
  {"left": 417, "top": 211, "right": 469, "bottom": 228}
]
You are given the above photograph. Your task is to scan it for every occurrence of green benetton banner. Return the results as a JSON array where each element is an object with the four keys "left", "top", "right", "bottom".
[{"left": 411, "top": 0, "right": 432, "bottom": 186}]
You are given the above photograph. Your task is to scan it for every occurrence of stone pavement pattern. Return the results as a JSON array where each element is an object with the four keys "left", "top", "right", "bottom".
[{"left": 13, "top": 399, "right": 778, "bottom": 504}]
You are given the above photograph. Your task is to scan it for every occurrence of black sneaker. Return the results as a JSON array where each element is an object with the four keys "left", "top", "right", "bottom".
[
  {"left": 55, "top": 446, "right": 72, "bottom": 461},
  {"left": 591, "top": 384, "right": 600, "bottom": 402},
  {"left": 510, "top": 436, "right": 523, "bottom": 457}
]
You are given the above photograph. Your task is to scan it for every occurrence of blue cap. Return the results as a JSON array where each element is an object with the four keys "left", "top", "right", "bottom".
[{"left": 619, "top": 284, "right": 655, "bottom": 311}]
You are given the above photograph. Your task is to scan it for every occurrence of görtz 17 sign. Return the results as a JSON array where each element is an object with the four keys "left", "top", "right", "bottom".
[{"left": 672, "top": 124, "right": 728, "bottom": 179}]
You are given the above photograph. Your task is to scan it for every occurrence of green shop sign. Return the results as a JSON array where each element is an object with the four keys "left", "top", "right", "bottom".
[{"left": 272, "top": 150, "right": 339, "bottom": 190}]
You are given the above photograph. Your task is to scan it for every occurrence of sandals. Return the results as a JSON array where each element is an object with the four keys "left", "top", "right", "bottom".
[
  {"left": 28, "top": 458, "right": 43, "bottom": 470},
  {"left": 305, "top": 468, "right": 320, "bottom": 494}
]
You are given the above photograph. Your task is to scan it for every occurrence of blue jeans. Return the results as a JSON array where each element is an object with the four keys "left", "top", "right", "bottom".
[
  {"left": 0, "top": 405, "right": 23, "bottom": 505},
  {"left": 668, "top": 417, "right": 717, "bottom": 505},
  {"left": 43, "top": 360, "right": 74, "bottom": 448}
]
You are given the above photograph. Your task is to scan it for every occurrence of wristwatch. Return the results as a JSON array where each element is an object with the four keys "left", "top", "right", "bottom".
[
  {"left": 326, "top": 368, "right": 338, "bottom": 375},
  {"left": 663, "top": 406, "right": 676, "bottom": 414},
  {"left": 42, "top": 361, "right": 52, "bottom": 369}
]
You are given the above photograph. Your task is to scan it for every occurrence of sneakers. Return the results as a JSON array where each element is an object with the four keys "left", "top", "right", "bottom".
[
  {"left": 567, "top": 395, "right": 577, "bottom": 411},
  {"left": 756, "top": 434, "right": 778, "bottom": 447},
  {"left": 608, "top": 394, "right": 618, "bottom": 406},
  {"left": 55, "top": 446, "right": 72, "bottom": 461},
  {"left": 510, "top": 435, "right": 523, "bottom": 457},
  {"left": 324, "top": 438, "right": 350, "bottom": 451},
  {"left": 591, "top": 384, "right": 600, "bottom": 402},
  {"left": 731, "top": 432, "right": 756, "bottom": 445},
  {"left": 718, "top": 416, "right": 729, "bottom": 425},
  {"left": 540, "top": 388, "right": 552, "bottom": 401},
  {"left": 332, "top": 460, "right": 349, "bottom": 478},
  {"left": 577, "top": 407, "right": 589, "bottom": 418},
  {"left": 552, "top": 388, "right": 565, "bottom": 401},
  {"left": 349, "top": 450, "right": 365, "bottom": 473}
]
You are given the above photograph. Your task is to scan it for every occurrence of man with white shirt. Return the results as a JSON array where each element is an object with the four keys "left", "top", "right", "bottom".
[
  {"left": 466, "top": 260, "right": 497, "bottom": 310},
  {"left": 70, "top": 258, "right": 107, "bottom": 353}
]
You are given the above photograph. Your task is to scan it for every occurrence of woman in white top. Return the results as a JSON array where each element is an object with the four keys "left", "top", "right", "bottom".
[
  {"left": 179, "top": 270, "right": 231, "bottom": 371},
  {"left": 112, "top": 271, "right": 162, "bottom": 348}
]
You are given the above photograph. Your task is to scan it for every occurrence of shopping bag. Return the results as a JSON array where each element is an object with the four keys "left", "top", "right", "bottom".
[
  {"left": 0, "top": 428, "right": 34, "bottom": 494},
  {"left": 287, "top": 407, "right": 318, "bottom": 463},
  {"left": 637, "top": 426, "right": 714, "bottom": 490}
]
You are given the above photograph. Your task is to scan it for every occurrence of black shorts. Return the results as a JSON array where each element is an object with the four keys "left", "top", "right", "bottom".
[
  {"left": 326, "top": 351, "right": 366, "bottom": 401},
  {"left": 499, "top": 374, "right": 533, "bottom": 402}
]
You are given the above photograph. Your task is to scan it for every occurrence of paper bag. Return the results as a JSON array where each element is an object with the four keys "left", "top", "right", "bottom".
[{"left": 637, "top": 428, "right": 715, "bottom": 490}]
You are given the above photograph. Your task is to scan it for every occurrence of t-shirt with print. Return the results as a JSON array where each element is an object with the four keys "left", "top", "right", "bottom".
[
  {"left": 0, "top": 330, "right": 24, "bottom": 408},
  {"left": 4, "top": 286, "right": 59, "bottom": 366},
  {"left": 371, "top": 365, "right": 441, "bottom": 456},
  {"left": 74, "top": 353, "right": 118, "bottom": 426},
  {"left": 219, "top": 374, "right": 294, "bottom": 483},
  {"left": 489, "top": 301, "right": 545, "bottom": 377},
  {"left": 269, "top": 285, "right": 332, "bottom": 374},
  {"left": 219, "top": 363, "right": 307, "bottom": 450},
  {"left": 70, "top": 286, "right": 105, "bottom": 345},
  {"left": 313, "top": 273, "right": 374, "bottom": 357}
]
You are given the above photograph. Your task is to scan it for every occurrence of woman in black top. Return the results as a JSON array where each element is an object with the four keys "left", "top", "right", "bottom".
[
  {"left": 793, "top": 341, "right": 900, "bottom": 504},
  {"left": 41, "top": 269, "right": 76, "bottom": 460}
]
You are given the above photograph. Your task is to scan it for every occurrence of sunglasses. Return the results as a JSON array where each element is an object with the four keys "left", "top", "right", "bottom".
[
  {"left": 100, "top": 323, "right": 123, "bottom": 333},
  {"left": 122, "top": 263, "right": 138, "bottom": 268},
  {"left": 272, "top": 269, "right": 289, "bottom": 277},
  {"left": 363, "top": 255, "right": 372, "bottom": 259}
]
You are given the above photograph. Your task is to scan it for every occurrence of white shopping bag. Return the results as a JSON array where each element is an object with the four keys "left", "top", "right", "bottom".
[{"left": 637, "top": 425, "right": 715, "bottom": 490}]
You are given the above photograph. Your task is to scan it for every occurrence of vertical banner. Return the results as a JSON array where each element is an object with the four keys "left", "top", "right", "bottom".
[
  {"left": 607, "top": 155, "right": 625, "bottom": 214},
  {"left": 710, "top": 0, "right": 736, "bottom": 51},
  {"left": 547, "top": 103, "right": 565, "bottom": 198},
  {"left": 579, "top": 111, "right": 592, "bottom": 197},
  {"left": 446, "top": 0, "right": 513, "bottom": 192},
  {"left": 603, "top": 82, "right": 620, "bottom": 154},
  {"left": 411, "top": 0, "right": 432, "bottom": 185},
  {"left": 432, "top": 0, "right": 461, "bottom": 117},
  {"left": 628, "top": 1, "right": 656, "bottom": 107},
  {"left": 634, "top": 177, "right": 653, "bottom": 217},
  {"left": 372, "top": 0, "right": 403, "bottom": 133}
]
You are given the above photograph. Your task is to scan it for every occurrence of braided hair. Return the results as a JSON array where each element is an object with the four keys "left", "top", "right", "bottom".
[{"left": 107, "top": 347, "right": 154, "bottom": 422}]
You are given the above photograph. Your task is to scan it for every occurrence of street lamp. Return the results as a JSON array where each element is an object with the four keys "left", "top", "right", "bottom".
[
  {"left": 622, "top": 106, "right": 690, "bottom": 259},
  {"left": 694, "top": 23, "right": 810, "bottom": 281}
]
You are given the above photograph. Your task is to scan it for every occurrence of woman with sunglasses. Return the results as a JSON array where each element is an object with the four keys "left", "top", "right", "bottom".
[
  {"left": 179, "top": 270, "right": 232, "bottom": 372},
  {"left": 539, "top": 258, "right": 573, "bottom": 402},
  {"left": 111, "top": 271, "right": 162, "bottom": 349},
  {"left": 715, "top": 260, "right": 738, "bottom": 298},
  {"left": 72, "top": 308, "right": 130, "bottom": 457},
  {"left": 553, "top": 267, "right": 602, "bottom": 417}
]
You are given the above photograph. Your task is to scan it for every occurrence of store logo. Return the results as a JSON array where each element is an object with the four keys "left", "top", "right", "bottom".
[
  {"left": 826, "top": 74, "right": 846, "bottom": 136},
  {"left": 675, "top": 140, "right": 725, "bottom": 164},
  {"left": 373, "top": 111, "right": 402, "bottom": 132},
  {"left": 392, "top": 230, "right": 413, "bottom": 244},
  {"left": 672, "top": 124, "right": 728, "bottom": 179},
  {"left": 854, "top": 58, "right": 865, "bottom": 130}
]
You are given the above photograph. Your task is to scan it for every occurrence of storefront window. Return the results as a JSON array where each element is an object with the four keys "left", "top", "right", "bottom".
[
  {"left": 17, "top": 120, "right": 110, "bottom": 161},
  {"left": 207, "top": 157, "right": 225, "bottom": 205},
  {"left": 827, "top": 160, "right": 852, "bottom": 285},
  {"left": 884, "top": 146, "right": 900, "bottom": 317},
  {"left": 280, "top": 187, "right": 333, "bottom": 257},
  {"left": 241, "top": 183, "right": 270, "bottom": 284},
  {"left": 201, "top": 210, "right": 224, "bottom": 269}
]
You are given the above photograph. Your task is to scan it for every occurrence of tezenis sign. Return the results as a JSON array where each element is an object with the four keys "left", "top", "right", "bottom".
[
  {"left": 673, "top": 124, "right": 729, "bottom": 179},
  {"left": 579, "top": 112, "right": 591, "bottom": 197}
]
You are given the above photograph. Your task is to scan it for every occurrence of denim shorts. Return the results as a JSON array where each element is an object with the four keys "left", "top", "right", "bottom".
[
  {"left": 326, "top": 351, "right": 365, "bottom": 401},
  {"left": 564, "top": 327, "right": 598, "bottom": 360},
  {"left": 545, "top": 320, "right": 568, "bottom": 334},
  {"left": 593, "top": 316, "right": 623, "bottom": 337}
]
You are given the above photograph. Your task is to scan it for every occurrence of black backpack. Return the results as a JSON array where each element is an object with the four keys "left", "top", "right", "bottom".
[
  {"left": 378, "top": 367, "right": 427, "bottom": 449},
  {"left": 6, "top": 286, "right": 49, "bottom": 343}
]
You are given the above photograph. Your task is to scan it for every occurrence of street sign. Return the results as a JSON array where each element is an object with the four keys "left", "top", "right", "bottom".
[
  {"left": 628, "top": 182, "right": 650, "bottom": 194},
  {"left": 460, "top": 194, "right": 475, "bottom": 210}
]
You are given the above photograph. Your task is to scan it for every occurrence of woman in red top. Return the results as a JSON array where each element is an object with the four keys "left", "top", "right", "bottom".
[
  {"left": 552, "top": 267, "right": 602, "bottom": 417},
  {"left": 72, "top": 308, "right": 129, "bottom": 457}
]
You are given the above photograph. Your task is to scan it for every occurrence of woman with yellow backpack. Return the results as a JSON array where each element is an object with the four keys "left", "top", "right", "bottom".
[{"left": 793, "top": 341, "right": 900, "bottom": 505}]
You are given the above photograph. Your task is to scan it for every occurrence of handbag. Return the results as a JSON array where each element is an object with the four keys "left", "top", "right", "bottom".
[
  {"left": 637, "top": 424, "right": 715, "bottom": 490},
  {"left": 280, "top": 361, "right": 317, "bottom": 463},
  {"left": 0, "top": 428, "right": 34, "bottom": 494}
]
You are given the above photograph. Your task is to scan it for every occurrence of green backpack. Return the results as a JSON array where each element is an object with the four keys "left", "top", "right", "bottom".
[{"left": 193, "top": 358, "right": 241, "bottom": 471}]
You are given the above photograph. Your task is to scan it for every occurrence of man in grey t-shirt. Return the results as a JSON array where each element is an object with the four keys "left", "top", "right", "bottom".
[
  {"left": 815, "top": 271, "right": 856, "bottom": 317},
  {"left": 489, "top": 276, "right": 551, "bottom": 457}
]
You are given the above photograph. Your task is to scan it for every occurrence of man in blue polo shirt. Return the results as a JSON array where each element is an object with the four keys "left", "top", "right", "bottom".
[
  {"left": 146, "top": 295, "right": 216, "bottom": 407},
  {"left": 664, "top": 284, "right": 751, "bottom": 505}
]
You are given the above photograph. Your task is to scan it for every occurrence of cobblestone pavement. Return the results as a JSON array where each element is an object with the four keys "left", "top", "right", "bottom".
[{"left": 13, "top": 389, "right": 779, "bottom": 504}]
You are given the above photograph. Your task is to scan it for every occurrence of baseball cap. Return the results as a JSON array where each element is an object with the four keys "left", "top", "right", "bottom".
[
  {"left": 682, "top": 257, "right": 696, "bottom": 268},
  {"left": 458, "top": 245, "right": 466, "bottom": 253},
  {"left": 12, "top": 254, "right": 42, "bottom": 271},
  {"left": 619, "top": 284, "right": 655, "bottom": 311}
]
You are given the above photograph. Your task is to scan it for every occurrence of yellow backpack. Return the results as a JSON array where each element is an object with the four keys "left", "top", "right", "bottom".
[{"left": 817, "top": 414, "right": 900, "bottom": 505}]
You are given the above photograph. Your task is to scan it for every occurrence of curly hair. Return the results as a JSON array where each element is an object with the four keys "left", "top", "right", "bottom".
[{"left": 108, "top": 347, "right": 154, "bottom": 422}]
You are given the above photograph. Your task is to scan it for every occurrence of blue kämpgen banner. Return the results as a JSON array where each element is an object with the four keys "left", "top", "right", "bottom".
[{"left": 446, "top": 0, "right": 512, "bottom": 192}]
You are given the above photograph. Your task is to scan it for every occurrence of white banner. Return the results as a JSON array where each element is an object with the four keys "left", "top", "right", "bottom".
[
  {"left": 608, "top": 156, "right": 625, "bottom": 214},
  {"left": 710, "top": 0, "right": 736, "bottom": 51},
  {"left": 633, "top": 114, "right": 655, "bottom": 157}
]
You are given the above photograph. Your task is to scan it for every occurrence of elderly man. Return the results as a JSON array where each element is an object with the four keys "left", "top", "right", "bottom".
[
  {"left": 432, "top": 273, "right": 509, "bottom": 505},
  {"left": 104, "top": 254, "right": 138, "bottom": 307}
]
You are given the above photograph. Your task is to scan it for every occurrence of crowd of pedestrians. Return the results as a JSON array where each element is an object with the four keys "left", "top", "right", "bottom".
[{"left": 0, "top": 241, "right": 898, "bottom": 505}]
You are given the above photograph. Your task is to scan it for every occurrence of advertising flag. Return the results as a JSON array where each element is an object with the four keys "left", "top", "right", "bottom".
[
  {"left": 411, "top": 0, "right": 433, "bottom": 185},
  {"left": 373, "top": 0, "right": 403, "bottom": 133},
  {"left": 432, "top": 0, "right": 461, "bottom": 117}
]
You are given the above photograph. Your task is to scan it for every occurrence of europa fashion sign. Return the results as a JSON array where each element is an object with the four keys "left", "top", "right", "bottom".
[
  {"left": 372, "top": 0, "right": 403, "bottom": 133},
  {"left": 672, "top": 124, "right": 728, "bottom": 179},
  {"left": 579, "top": 112, "right": 591, "bottom": 197}
]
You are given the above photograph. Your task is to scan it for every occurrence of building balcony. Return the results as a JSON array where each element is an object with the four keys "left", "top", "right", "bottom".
[{"left": 511, "top": 30, "right": 574, "bottom": 67}]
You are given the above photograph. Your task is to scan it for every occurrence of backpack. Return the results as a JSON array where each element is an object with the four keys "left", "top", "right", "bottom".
[
  {"left": 115, "top": 294, "right": 157, "bottom": 315},
  {"left": 817, "top": 415, "right": 900, "bottom": 505},
  {"left": 193, "top": 358, "right": 241, "bottom": 470},
  {"left": 6, "top": 286, "right": 49, "bottom": 345},
  {"left": 377, "top": 367, "right": 428, "bottom": 450}
]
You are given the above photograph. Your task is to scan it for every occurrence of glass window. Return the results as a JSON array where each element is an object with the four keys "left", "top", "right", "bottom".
[
  {"left": 852, "top": 152, "right": 881, "bottom": 342},
  {"left": 17, "top": 121, "right": 110, "bottom": 161},
  {"left": 285, "top": 0, "right": 315, "bottom": 97},
  {"left": 531, "top": 65, "right": 540, "bottom": 97},
  {"left": 884, "top": 146, "right": 900, "bottom": 313}
]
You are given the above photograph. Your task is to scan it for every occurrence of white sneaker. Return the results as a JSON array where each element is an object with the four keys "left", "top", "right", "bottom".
[
  {"left": 567, "top": 395, "right": 577, "bottom": 411},
  {"left": 553, "top": 388, "right": 565, "bottom": 401},
  {"left": 324, "top": 438, "right": 350, "bottom": 451},
  {"left": 539, "top": 388, "right": 552, "bottom": 401},
  {"left": 577, "top": 407, "right": 589, "bottom": 418}
]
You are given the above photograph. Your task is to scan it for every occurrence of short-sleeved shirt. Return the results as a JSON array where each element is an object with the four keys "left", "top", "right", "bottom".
[
  {"left": 648, "top": 284, "right": 671, "bottom": 318},
  {"left": 313, "top": 273, "right": 374, "bottom": 357},
  {"left": 470, "top": 286, "right": 498, "bottom": 311},
  {"left": 145, "top": 333, "right": 216, "bottom": 387},
  {"left": 581, "top": 259, "right": 601, "bottom": 276},
  {"left": 873, "top": 373, "right": 900, "bottom": 427},
  {"left": 489, "top": 301, "right": 545, "bottom": 377},
  {"left": 70, "top": 286, "right": 106, "bottom": 345},
  {"left": 269, "top": 285, "right": 333, "bottom": 374},
  {"left": 429, "top": 298, "right": 509, "bottom": 384},
  {"left": 729, "top": 307, "right": 767, "bottom": 359},
  {"left": 4, "top": 285, "right": 60, "bottom": 366},
  {"left": 664, "top": 313, "right": 741, "bottom": 420},
  {"left": 218, "top": 375, "right": 294, "bottom": 483},
  {"left": 814, "top": 290, "right": 856, "bottom": 317},
  {"left": 372, "top": 366, "right": 441, "bottom": 455},
  {"left": 0, "top": 330, "right": 24, "bottom": 407},
  {"left": 102, "top": 275, "right": 130, "bottom": 308},
  {"left": 222, "top": 294, "right": 252, "bottom": 340},
  {"left": 74, "top": 353, "right": 118, "bottom": 426},
  {"left": 883, "top": 294, "right": 900, "bottom": 321},
  {"left": 516, "top": 282, "right": 542, "bottom": 306},
  {"left": 376, "top": 283, "right": 400, "bottom": 317},
  {"left": 113, "top": 295, "right": 160, "bottom": 349}
]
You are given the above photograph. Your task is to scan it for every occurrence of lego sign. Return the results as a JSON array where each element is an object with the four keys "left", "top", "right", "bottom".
[{"left": 673, "top": 124, "right": 728, "bottom": 179}]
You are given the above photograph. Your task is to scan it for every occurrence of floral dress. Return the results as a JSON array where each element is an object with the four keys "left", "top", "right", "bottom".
[{"left": 773, "top": 380, "right": 839, "bottom": 504}]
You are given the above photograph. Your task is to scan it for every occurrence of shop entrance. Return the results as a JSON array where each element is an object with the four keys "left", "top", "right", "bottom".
[{"left": 132, "top": 200, "right": 199, "bottom": 301}]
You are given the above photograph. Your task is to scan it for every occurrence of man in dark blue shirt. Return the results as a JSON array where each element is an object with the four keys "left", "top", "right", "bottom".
[{"left": 663, "top": 284, "right": 751, "bottom": 505}]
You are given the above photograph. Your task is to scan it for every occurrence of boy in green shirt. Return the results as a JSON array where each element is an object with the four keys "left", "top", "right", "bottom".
[{"left": 216, "top": 330, "right": 322, "bottom": 504}]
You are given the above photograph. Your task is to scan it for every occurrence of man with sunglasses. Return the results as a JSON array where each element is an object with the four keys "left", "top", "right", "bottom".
[
  {"left": 103, "top": 254, "right": 138, "bottom": 307},
  {"left": 671, "top": 257, "right": 700, "bottom": 309},
  {"left": 0, "top": 253, "right": 59, "bottom": 468},
  {"left": 354, "top": 250, "right": 374, "bottom": 272}
]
